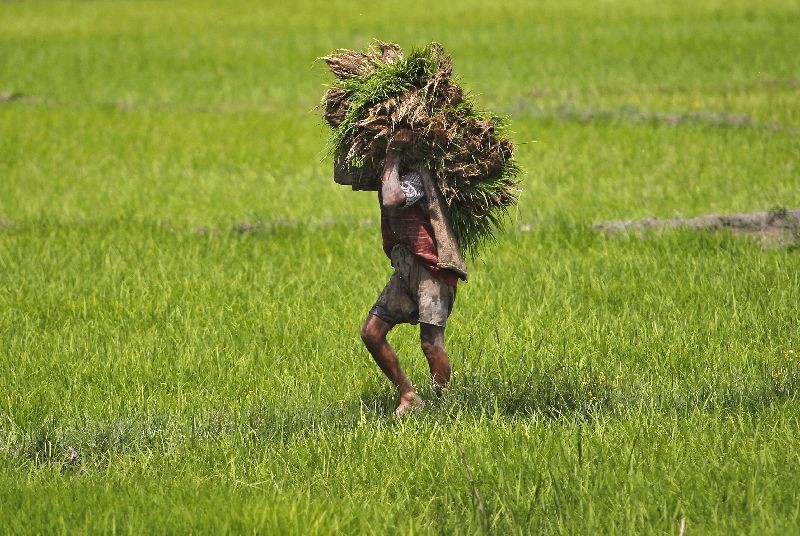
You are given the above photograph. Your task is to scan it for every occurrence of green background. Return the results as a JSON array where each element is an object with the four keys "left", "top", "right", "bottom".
[{"left": 1, "top": 0, "right": 799, "bottom": 533}]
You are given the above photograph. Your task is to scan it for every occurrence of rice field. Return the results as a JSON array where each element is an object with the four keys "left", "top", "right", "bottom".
[{"left": 1, "top": 0, "right": 799, "bottom": 533}]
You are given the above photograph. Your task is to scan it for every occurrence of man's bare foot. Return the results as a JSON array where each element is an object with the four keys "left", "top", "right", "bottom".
[{"left": 393, "top": 392, "right": 424, "bottom": 419}]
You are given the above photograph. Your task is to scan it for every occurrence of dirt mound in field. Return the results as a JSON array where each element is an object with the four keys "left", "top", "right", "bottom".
[{"left": 594, "top": 208, "right": 800, "bottom": 246}]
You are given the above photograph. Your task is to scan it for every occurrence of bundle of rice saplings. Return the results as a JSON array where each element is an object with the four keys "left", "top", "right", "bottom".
[{"left": 320, "top": 41, "right": 521, "bottom": 257}]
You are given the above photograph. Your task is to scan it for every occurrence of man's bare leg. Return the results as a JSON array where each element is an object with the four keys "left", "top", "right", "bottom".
[
  {"left": 420, "top": 323, "right": 451, "bottom": 397},
  {"left": 361, "top": 314, "right": 422, "bottom": 417}
]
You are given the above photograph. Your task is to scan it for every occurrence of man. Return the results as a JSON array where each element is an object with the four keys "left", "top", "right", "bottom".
[{"left": 336, "top": 129, "right": 468, "bottom": 418}]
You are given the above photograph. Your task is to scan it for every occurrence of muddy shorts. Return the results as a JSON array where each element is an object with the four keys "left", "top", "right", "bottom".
[{"left": 369, "top": 245, "right": 456, "bottom": 327}]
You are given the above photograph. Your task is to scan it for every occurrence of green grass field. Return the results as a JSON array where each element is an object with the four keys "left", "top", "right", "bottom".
[{"left": 2, "top": 0, "right": 799, "bottom": 533}]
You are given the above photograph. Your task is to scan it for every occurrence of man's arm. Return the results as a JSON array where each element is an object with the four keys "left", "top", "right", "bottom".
[{"left": 381, "top": 129, "right": 413, "bottom": 208}]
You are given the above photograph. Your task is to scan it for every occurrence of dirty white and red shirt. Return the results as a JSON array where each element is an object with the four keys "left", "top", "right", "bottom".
[{"left": 380, "top": 170, "right": 459, "bottom": 288}]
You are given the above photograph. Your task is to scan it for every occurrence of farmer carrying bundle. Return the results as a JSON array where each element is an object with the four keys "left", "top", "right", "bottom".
[
  {"left": 320, "top": 41, "right": 521, "bottom": 417},
  {"left": 322, "top": 40, "right": 521, "bottom": 257}
]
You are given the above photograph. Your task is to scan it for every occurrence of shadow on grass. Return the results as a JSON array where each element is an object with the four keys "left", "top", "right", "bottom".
[
  {"left": 7, "top": 362, "right": 797, "bottom": 470},
  {"left": 356, "top": 366, "right": 613, "bottom": 421},
  {"left": 357, "top": 361, "right": 799, "bottom": 421}
]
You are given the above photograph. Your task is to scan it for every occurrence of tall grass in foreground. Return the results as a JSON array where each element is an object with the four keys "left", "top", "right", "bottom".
[{"left": 1, "top": 222, "right": 798, "bottom": 533}]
